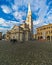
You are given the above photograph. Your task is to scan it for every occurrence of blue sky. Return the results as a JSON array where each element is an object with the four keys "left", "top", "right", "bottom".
[{"left": 0, "top": 0, "right": 52, "bottom": 34}]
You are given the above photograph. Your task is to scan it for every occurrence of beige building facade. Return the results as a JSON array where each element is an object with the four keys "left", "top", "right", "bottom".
[
  {"left": 5, "top": 24, "right": 30, "bottom": 41},
  {"left": 36, "top": 24, "right": 52, "bottom": 41}
]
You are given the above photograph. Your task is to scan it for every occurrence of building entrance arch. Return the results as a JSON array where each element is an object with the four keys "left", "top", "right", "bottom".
[{"left": 47, "top": 36, "right": 50, "bottom": 40}]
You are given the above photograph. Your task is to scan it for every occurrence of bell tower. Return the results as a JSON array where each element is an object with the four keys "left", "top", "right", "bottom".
[{"left": 26, "top": 3, "right": 33, "bottom": 40}]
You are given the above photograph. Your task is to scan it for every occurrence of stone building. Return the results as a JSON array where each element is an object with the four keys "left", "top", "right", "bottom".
[
  {"left": 26, "top": 3, "right": 33, "bottom": 40},
  {"left": 5, "top": 3, "right": 33, "bottom": 41},
  {"left": 36, "top": 24, "right": 52, "bottom": 41}
]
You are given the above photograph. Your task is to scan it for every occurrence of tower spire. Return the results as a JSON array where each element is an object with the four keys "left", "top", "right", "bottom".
[
  {"left": 28, "top": 3, "right": 31, "bottom": 12},
  {"left": 26, "top": 3, "right": 33, "bottom": 40}
]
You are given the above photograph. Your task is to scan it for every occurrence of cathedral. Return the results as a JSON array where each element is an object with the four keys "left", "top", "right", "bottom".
[{"left": 5, "top": 4, "right": 33, "bottom": 41}]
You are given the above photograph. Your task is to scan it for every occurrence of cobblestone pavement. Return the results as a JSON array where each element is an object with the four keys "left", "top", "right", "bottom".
[{"left": 0, "top": 40, "right": 52, "bottom": 65}]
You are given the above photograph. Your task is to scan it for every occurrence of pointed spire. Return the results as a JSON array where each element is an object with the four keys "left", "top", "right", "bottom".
[{"left": 28, "top": 3, "right": 31, "bottom": 12}]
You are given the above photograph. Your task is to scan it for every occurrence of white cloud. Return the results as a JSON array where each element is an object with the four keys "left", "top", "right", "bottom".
[
  {"left": 7, "top": 20, "right": 19, "bottom": 26},
  {"left": 13, "top": 11, "right": 22, "bottom": 20},
  {"left": 47, "top": 9, "right": 52, "bottom": 16},
  {"left": 33, "top": 20, "right": 40, "bottom": 25},
  {"left": 12, "top": 4, "right": 18, "bottom": 11},
  {"left": 46, "top": 15, "right": 52, "bottom": 23},
  {"left": 1, "top": 5, "right": 12, "bottom": 14},
  {"left": 0, "top": 28, "right": 8, "bottom": 32},
  {"left": 0, "top": 18, "right": 8, "bottom": 26},
  {"left": 48, "top": 15, "right": 52, "bottom": 20},
  {"left": 0, "top": 18, "right": 19, "bottom": 27},
  {"left": 0, "top": 18, "right": 10, "bottom": 33},
  {"left": 13, "top": 11, "right": 26, "bottom": 21},
  {"left": 32, "top": 0, "right": 50, "bottom": 28},
  {"left": 33, "top": 19, "right": 43, "bottom": 25}
]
